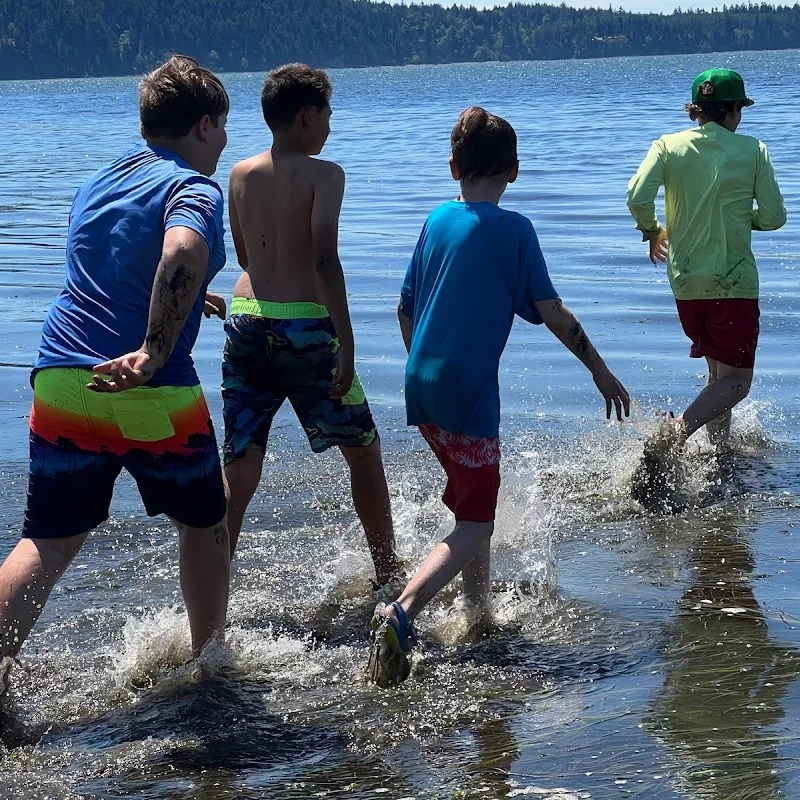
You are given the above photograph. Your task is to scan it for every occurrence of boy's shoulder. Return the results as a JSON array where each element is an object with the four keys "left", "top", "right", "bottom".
[
  {"left": 309, "top": 157, "right": 345, "bottom": 186},
  {"left": 730, "top": 130, "right": 764, "bottom": 151},
  {"left": 230, "top": 153, "right": 344, "bottom": 192},
  {"left": 426, "top": 200, "right": 531, "bottom": 230},
  {"left": 84, "top": 145, "right": 222, "bottom": 208},
  {"left": 662, "top": 126, "right": 762, "bottom": 153},
  {"left": 230, "top": 151, "right": 272, "bottom": 181},
  {"left": 495, "top": 205, "right": 533, "bottom": 229}
]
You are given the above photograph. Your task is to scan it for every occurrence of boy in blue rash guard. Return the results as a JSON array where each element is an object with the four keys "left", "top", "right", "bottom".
[
  {"left": 365, "top": 107, "right": 631, "bottom": 687},
  {"left": 0, "top": 56, "right": 231, "bottom": 694}
]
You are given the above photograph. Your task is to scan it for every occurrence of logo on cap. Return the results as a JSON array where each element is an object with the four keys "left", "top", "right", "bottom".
[{"left": 699, "top": 81, "right": 715, "bottom": 97}]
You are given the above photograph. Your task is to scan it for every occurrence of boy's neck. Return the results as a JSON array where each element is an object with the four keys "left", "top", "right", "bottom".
[
  {"left": 146, "top": 136, "right": 201, "bottom": 172},
  {"left": 271, "top": 132, "right": 312, "bottom": 156},
  {"left": 459, "top": 179, "right": 507, "bottom": 205},
  {"left": 699, "top": 117, "right": 739, "bottom": 133}
]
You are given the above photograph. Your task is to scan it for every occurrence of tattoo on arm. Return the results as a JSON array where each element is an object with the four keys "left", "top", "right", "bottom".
[
  {"left": 563, "top": 315, "right": 601, "bottom": 371},
  {"left": 144, "top": 253, "right": 204, "bottom": 368},
  {"left": 567, "top": 320, "right": 592, "bottom": 361}
]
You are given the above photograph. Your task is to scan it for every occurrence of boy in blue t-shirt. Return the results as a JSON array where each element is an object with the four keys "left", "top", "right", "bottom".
[{"left": 365, "top": 106, "right": 630, "bottom": 687}]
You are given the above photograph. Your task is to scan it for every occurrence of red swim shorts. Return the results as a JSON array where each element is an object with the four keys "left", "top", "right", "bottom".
[
  {"left": 419, "top": 424, "right": 501, "bottom": 523},
  {"left": 675, "top": 298, "right": 760, "bottom": 370}
]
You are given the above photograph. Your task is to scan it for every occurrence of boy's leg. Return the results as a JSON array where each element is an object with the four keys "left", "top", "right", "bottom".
[
  {"left": 679, "top": 361, "right": 752, "bottom": 439},
  {"left": 0, "top": 534, "right": 88, "bottom": 658},
  {"left": 224, "top": 447, "right": 266, "bottom": 558},
  {"left": 5, "top": 384, "right": 121, "bottom": 665},
  {"left": 277, "top": 310, "right": 399, "bottom": 584},
  {"left": 674, "top": 298, "right": 757, "bottom": 441},
  {"left": 700, "top": 358, "right": 731, "bottom": 447},
  {"left": 365, "top": 429, "right": 499, "bottom": 686},
  {"left": 174, "top": 519, "right": 230, "bottom": 654},
  {"left": 389, "top": 426, "right": 500, "bottom": 624},
  {"left": 124, "top": 383, "right": 231, "bottom": 654},
  {"left": 339, "top": 441, "right": 399, "bottom": 585},
  {"left": 221, "top": 313, "right": 283, "bottom": 559},
  {"left": 391, "top": 520, "right": 494, "bottom": 624},
  {"left": 461, "top": 536, "right": 492, "bottom": 628}
]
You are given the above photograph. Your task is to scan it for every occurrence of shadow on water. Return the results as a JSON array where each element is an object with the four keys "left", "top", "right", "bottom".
[{"left": 646, "top": 518, "right": 800, "bottom": 800}]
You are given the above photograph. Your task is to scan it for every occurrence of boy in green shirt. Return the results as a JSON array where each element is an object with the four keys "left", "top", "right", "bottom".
[{"left": 627, "top": 68, "right": 786, "bottom": 473}]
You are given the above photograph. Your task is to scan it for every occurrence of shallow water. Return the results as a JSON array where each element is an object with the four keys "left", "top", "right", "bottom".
[{"left": 0, "top": 50, "right": 799, "bottom": 799}]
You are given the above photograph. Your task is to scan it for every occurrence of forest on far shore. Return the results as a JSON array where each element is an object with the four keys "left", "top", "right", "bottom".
[{"left": 2, "top": 1, "right": 800, "bottom": 79}]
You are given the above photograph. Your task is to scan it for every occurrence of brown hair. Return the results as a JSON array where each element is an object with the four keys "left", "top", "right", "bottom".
[
  {"left": 685, "top": 100, "right": 745, "bottom": 124},
  {"left": 261, "top": 63, "right": 332, "bottom": 130},
  {"left": 451, "top": 106, "right": 517, "bottom": 183},
  {"left": 139, "top": 55, "right": 229, "bottom": 140}
]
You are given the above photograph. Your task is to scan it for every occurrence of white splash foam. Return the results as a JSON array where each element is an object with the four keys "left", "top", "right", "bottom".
[
  {"left": 111, "top": 606, "right": 193, "bottom": 690},
  {"left": 507, "top": 787, "right": 591, "bottom": 798}
]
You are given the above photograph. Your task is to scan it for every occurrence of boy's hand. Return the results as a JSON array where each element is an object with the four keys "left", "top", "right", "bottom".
[
  {"left": 331, "top": 345, "right": 355, "bottom": 399},
  {"left": 204, "top": 292, "right": 226, "bottom": 319},
  {"left": 592, "top": 364, "right": 631, "bottom": 421},
  {"left": 649, "top": 229, "right": 669, "bottom": 265},
  {"left": 87, "top": 350, "right": 157, "bottom": 393}
]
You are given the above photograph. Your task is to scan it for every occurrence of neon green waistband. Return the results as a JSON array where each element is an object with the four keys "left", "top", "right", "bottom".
[{"left": 231, "top": 298, "right": 329, "bottom": 319}]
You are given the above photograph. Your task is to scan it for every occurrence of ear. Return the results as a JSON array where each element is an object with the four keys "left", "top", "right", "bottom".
[
  {"left": 449, "top": 154, "right": 461, "bottom": 181},
  {"left": 300, "top": 105, "right": 317, "bottom": 130},
  {"left": 507, "top": 160, "right": 520, "bottom": 184},
  {"left": 195, "top": 114, "right": 213, "bottom": 143}
]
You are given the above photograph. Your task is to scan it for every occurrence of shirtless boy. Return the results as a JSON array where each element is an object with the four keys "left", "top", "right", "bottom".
[{"left": 223, "top": 63, "right": 400, "bottom": 586}]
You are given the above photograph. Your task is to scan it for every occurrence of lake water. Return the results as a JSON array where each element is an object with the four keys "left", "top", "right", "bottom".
[{"left": 1, "top": 49, "right": 800, "bottom": 799}]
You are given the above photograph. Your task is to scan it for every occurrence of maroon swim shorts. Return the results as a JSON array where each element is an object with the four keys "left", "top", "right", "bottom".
[
  {"left": 419, "top": 424, "right": 501, "bottom": 523},
  {"left": 675, "top": 298, "right": 760, "bottom": 369}
]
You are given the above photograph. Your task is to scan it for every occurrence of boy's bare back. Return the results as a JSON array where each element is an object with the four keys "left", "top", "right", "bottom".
[{"left": 229, "top": 149, "right": 344, "bottom": 303}]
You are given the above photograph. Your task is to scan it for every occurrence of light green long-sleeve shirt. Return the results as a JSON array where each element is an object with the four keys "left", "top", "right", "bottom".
[{"left": 627, "top": 122, "right": 787, "bottom": 300}]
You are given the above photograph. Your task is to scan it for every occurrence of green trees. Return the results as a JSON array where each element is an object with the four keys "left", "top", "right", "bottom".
[{"left": 1, "top": 0, "right": 799, "bottom": 79}]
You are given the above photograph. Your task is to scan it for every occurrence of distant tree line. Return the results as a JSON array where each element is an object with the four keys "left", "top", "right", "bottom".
[{"left": 2, "top": 0, "right": 800, "bottom": 80}]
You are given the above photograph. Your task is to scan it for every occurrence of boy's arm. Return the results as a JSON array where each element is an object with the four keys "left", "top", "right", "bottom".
[
  {"left": 398, "top": 305, "right": 413, "bottom": 354},
  {"left": 535, "top": 298, "right": 630, "bottom": 421},
  {"left": 228, "top": 167, "right": 249, "bottom": 269},
  {"left": 627, "top": 140, "right": 668, "bottom": 262},
  {"left": 203, "top": 292, "right": 226, "bottom": 319},
  {"left": 311, "top": 163, "right": 355, "bottom": 399},
  {"left": 398, "top": 247, "right": 419, "bottom": 355},
  {"left": 752, "top": 143, "right": 787, "bottom": 232},
  {"left": 88, "top": 227, "right": 209, "bottom": 392}
]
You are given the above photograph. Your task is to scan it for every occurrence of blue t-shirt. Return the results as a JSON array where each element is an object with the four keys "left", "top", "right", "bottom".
[
  {"left": 401, "top": 200, "right": 559, "bottom": 438},
  {"left": 35, "top": 144, "right": 226, "bottom": 387}
]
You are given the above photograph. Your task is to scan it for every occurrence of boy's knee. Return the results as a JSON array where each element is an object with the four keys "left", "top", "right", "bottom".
[
  {"left": 224, "top": 448, "right": 264, "bottom": 489},
  {"left": 719, "top": 366, "right": 753, "bottom": 401},
  {"left": 225, "top": 446, "right": 264, "bottom": 471},
  {"left": 733, "top": 373, "right": 753, "bottom": 400},
  {"left": 734, "top": 384, "right": 752, "bottom": 406},
  {"left": 176, "top": 519, "right": 230, "bottom": 548},
  {"left": 340, "top": 439, "right": 381, "bottom": 466},
  {"left": 29, "top": 534, "right": 87, "bottom": 570}
]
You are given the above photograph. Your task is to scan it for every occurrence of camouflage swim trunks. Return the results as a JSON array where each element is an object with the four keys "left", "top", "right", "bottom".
[{"left": 221, "top": 298, "right": 378, "bottom": 463}]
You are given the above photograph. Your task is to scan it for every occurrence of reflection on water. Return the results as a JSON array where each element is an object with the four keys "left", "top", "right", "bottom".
[
  {"left": 469, "top": 718, "right": 520, "bottom": 797},
  {"left": 649, "top": 516, "right": 800, "bottom": 800}
]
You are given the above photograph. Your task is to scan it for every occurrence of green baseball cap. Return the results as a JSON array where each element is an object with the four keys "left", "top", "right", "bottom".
[{"left": 691, "top": 68, "right": 755, "bottom": 106}]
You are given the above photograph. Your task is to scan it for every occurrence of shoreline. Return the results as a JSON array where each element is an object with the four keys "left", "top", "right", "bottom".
[{"left": 1, "top": 45, "right": 798, "bottom": 84}]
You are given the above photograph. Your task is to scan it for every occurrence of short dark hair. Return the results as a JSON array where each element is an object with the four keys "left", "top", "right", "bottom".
[
  {"left": 685, "top": 100, "right": 746, "bottom": 124},
  {"left": 139, "top": 55, "right": 229, "bottom": 140},
  {"left": 451, "top": 106, "right": 517, "bottom": 183},
  {"left": 261, "top": 63, "right": 332, "bottom": 130}
]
